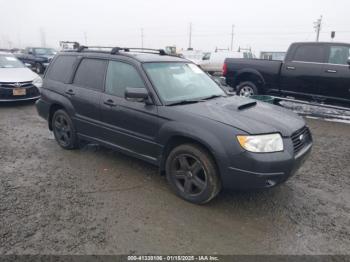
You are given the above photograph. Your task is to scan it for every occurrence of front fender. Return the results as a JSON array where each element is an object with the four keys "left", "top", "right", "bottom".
[{"left": 157, "top": 121, "right": 231, "bottom": 176}]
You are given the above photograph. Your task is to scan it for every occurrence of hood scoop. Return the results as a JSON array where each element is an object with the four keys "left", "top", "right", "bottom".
[
  {"left": 238, "top": 101, "right": 257, "bottom": 110},
  {"left": 224, "top": 100, "right": 257, "bottom": 111}
]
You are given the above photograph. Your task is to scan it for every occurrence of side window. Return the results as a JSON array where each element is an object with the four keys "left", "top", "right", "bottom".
[
  {"left": 328, "top": 46, "right": 350, "bottom": 65},
  {"left": 202, "top": 53, "right": 211, "bottom": 60},
  {"left": 46, "top": 55, "right": 77, "bottom": 83},
  {"left": 105, "top": 61, "right": 145, "bottom": 97},
  {"left": 73, "top": 59, "right": 107, "bottom": 90},
  {"left": 293, "top": 45, "right": 325, "bottom": 63}
]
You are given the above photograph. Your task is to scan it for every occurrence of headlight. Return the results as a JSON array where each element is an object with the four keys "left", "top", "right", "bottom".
[
  {"left": 237, "top": 133, "right": 284, "bottom": 153},
  {"left": 32, "top": 76, "right": 43, "bottom": 89}
]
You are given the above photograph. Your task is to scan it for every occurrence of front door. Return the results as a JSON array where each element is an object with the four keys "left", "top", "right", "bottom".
[
  {"left": 100, "top": 60, "right": 161, "bottom": 161},
  {"left": 319, "top": 44, "right": 350, "bottom": 104},
  {"left": 279, "top": 44, "right": 326, "bottom": 99}
]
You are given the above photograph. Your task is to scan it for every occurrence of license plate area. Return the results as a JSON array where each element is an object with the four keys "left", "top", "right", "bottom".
[{"left": 13, "top": 88, "right": 26, "bottom": 96}]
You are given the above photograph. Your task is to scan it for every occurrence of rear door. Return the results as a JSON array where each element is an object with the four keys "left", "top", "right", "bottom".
[
  {"left": 100, "top": 60, "right": 161, "bottom": 160},
  {"left": 319, "top": 44, "right": 350, "bottom": 103},
  {"left": 279, "top": 43, "right": 326, "bottom": 98},
  {"left": 70, "top": 58, "right": 107, "bottom": 138}
]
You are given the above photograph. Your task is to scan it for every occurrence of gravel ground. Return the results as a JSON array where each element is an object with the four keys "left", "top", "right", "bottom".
[{"left": 0, "top": 102, "right": 349, "bottom": 255}]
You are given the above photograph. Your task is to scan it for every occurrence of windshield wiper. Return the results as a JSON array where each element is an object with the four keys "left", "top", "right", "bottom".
[
  {"left": 202, "top": 94, "right": 224, "bottom": 100},
  {"left": 167, "top": 99, "right": 203, "bottom": 106}
]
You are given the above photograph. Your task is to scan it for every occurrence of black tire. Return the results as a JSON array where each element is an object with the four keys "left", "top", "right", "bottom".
[
  {"left": 35, "top": 63, "right": 44, "bottom": 74},
  {"left": 237, "top": 81, "right": 259, "bottom": 97},
  {"left": 165, "top": 144, "right": 221, "bottom": 204},
  {"left": 52, "top": 109, "right": 79, "bottom": 150}
]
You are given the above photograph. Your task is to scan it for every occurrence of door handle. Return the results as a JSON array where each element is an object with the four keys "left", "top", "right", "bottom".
[
  {"left": 286, "top": 66, "right": 296, "bottom": 70},
  {"left": 325, "top": 69, "right": 337, "bottom": 73},
  {"left": 104, "top": 99, "right": 117, "bottom": 107},
  {"left": 65, "top": 89, "right": 75, "bottom": 96}
]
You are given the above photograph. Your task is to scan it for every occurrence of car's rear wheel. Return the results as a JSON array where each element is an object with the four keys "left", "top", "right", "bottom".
[
  {"left": 237, "top": 81, "right": 258, "bottom": 97},
  {"left": 52, "top": 109, "right": 79, "bottom": 150},
  {"left": 165, "top": 144, "right": 221, "bottom": 204}
]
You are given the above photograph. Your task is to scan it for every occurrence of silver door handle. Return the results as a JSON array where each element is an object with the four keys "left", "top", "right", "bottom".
[
  {"left": 286, "top": 66, "right": 296, "bottom": 70},
  {"left": 325, "top": 69, "right": 337, "bottom": 73}
]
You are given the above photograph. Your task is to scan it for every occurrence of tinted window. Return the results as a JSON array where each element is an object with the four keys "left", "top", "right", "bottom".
[
  {"left": 105, "top": 61, "right": 145, "bottom": 97},
  {"left": 293, "top": 45, "right": 325, "bottom": 63},
  {"left": 46, "top": 55, "right": 77, "bottom": 83},
  {"left": 74, "top": 59, "right": 107, "bottom": 90},
  {"left": 328, "top": 46, "right": 350, "bottom": 65},
  {"left": 202, "top": 53, "right": 211, "bottom": 60}
]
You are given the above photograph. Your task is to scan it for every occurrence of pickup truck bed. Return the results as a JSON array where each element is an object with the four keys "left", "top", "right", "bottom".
[{"left": 225, "top": 58, "right": 282, "bottom": 92}]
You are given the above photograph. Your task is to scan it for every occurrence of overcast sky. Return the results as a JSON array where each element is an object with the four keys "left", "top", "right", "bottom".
[{"left": 1, "top": 0, "right": 350, "bottom": 55}]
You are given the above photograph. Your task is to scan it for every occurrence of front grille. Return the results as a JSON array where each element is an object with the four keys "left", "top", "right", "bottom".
[
  {"left": 291, "top": 126, "right": 312, "bottom": 154},
  {"left": 0, "top": 82, "right": 40, "bottom": 99},
  {"left": 0, "top": 81, "right": 33, "bottom": 88}
]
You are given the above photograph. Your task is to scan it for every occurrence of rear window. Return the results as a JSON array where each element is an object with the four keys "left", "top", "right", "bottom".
[
  {"left": 73, "top": 59, "right": 107, "bottom": 90},
  {"left": 293, "top": 45, "right": 325, "bottom": 63},
  {"left": 46, "top": 55, "right": 77, "bottom": 83}
]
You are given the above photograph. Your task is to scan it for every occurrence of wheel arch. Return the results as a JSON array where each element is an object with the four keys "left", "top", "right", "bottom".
[
  {"left": 236, "top": 69, "right": 265, "bottom": 90},
  {"left": 48, "top": 103, "right": 65, "bottom": 130},
  {"left": 159, "top": 135, "right": 221, "bottom": 178}
]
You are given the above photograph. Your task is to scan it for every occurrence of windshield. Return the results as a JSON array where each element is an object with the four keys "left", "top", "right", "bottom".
[
  {"left": 0, "top": 55, "right": 25, "bottom": 68},
  {"left": 34, "top": 48, "right": 56, "bottom": 55},
  {"left": 143, "top": 62, "right": 225, "bottom": 104}
]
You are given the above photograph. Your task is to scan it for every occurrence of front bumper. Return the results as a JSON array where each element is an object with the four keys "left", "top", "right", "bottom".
[
  {"left": 0, "top": 85, "right": 41, "bottom": 102},
  {"left": 221, "top": 141, "right": 312, "bottom": 190}
]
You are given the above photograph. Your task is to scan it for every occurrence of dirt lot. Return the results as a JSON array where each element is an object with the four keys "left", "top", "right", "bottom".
[{"left": 0, "top": 102, "right": 349, "bottom": 255}]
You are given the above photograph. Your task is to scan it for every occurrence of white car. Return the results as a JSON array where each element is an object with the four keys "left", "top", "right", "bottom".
[
  {"left": 0, "top": 52, "right": 42, "bottom": 102},
  {"left": 199, "top": 51, "right": 253, "bottom": 75},
  {"left": 180, "top": 50, "right": 205, "bottom": 65}
]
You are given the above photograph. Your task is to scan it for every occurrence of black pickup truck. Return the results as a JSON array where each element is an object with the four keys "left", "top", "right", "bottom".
[
  {"left": 224, "top": 42, "right": 350, "bottom": 105},
  {"left": 16, "top": 47, "right": 56, "bottom": 74}
]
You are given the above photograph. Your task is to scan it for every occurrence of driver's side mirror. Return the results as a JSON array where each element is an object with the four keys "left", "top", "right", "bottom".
[
  {"left": 347, "top": 58, "right": 350, "bottom": 65},
  {"left": 125, "top": 87, "right": 152, "bottom": 104},
  {"left": 28, "top": 51, "right": 33, "bottom": 55}
]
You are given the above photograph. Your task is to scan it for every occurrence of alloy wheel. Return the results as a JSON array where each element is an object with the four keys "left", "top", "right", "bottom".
[
  {"left": 54, "top": 114, "right": 72, "bottom": 147},
  {"left": 171, "top": 154, "right": 207, "bottom": 196},
  {"left": 239, "top": 86, "right": 255, "bottom": 97}
]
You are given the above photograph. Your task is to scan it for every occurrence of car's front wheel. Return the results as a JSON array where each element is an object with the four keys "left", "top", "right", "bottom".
[
  {"left": 165, "top": 144, "right": 221, "bottom": 204},
  {"left": 52, "top": 109, "right": 79, "bottom": 150}
]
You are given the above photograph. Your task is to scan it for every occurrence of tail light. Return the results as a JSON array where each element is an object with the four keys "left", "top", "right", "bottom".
[{"left": 222, "top": 63, "right": 227, "bottom": 76}]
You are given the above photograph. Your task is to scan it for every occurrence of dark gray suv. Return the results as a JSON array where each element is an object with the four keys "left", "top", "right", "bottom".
[{"left": 36, "top": 47, "right": 312, "bottom": 204}]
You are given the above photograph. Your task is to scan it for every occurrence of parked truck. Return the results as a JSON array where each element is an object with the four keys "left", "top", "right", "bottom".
[{"left": 224, "top": 42, "right": 350, "bottom": 105}]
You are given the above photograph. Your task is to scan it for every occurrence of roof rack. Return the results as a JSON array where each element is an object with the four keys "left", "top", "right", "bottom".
[
  {"left": 74, "top": 45, "right": 167, "bottom": 56},
  {"left": 77, "top": 46, "right": 116, "bottom": 52},
  {"left": 111, "top": 47, "right": 166, "bottom": 55}
]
